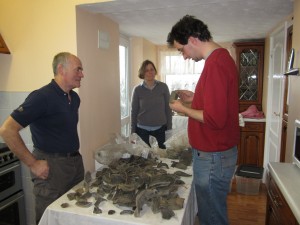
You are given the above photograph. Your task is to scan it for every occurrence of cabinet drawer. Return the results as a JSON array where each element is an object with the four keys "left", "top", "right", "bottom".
[
  {"left": 267, "top": 174, "right": 299, "bottom": 225},
  {"left": 241, "top": 122, "right": 265, "bottom": 132}
]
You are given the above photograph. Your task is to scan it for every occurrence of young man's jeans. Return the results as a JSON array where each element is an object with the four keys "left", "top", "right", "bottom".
[{"left": 192, "top": 146, "right": 237, "bottom": 225}]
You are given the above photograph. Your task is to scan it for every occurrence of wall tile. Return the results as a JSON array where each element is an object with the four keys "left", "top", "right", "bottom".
[
  {"left": 0, "top": 91, "right": 34, "bottom": 224},
  {"left": 10, "top": 92, "right": 28, "bottom": 110},
  {"left": 0, "top": 91, "right": 11, "bottom": 109}
]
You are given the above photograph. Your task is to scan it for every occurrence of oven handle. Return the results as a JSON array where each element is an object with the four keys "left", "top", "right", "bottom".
[
  {"left": 0, "top": 192, "right": 24, "bottom": 211},
  {"left": 0, "top": 162, "right": 20, "bottom": 176}
]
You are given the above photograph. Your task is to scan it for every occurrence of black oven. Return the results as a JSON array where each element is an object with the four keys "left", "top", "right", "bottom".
[
  {"left": 0, "top": 190, "right": 26, "bottom": 225},
  {"left": 0, "top": 143, "right": 26, "bottom": 225}
]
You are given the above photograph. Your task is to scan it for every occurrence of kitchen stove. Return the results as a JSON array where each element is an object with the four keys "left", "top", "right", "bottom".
[
  {"left": 0, "top": 142, "right": 26, "bottom": 225},
  {"left": 0, "top": 143, "right": 18, "bottom": 167}
]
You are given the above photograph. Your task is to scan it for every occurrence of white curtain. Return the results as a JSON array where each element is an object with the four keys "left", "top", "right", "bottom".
[
  {"left": 159, "top": 49, "right": 204, "bottom": 91},
  {"left": 160, "top": 50, "right": 204, "bottom": 75}
]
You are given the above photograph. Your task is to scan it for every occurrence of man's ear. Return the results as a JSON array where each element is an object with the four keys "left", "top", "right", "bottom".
[
  {"left": 189, "top": 36, "right": 198, "bottom": 45},
  {"left": 57, "top": 63, "right": 64, "bottom": 75}
]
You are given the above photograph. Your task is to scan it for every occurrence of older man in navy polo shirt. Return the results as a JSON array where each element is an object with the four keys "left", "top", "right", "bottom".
[{"left": 0, "top": 52, "right": 85, "bottom": 223}]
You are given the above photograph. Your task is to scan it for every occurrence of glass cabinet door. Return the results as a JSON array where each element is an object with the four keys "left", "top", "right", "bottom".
[
  {"left": 234, "top": 41, "right": 264, "bottom": 111},
  {"left": 239, "top": 48, "right": 259, "bottom": 101}
]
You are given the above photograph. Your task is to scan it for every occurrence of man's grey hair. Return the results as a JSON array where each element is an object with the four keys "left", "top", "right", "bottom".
[{"left": 52, "top": 52, "right": 72, "bottom": 75}]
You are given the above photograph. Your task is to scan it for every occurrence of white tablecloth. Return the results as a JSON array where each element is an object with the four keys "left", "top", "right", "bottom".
[{"left": 38, "top": 158, "right": 197, "bottom": 225}]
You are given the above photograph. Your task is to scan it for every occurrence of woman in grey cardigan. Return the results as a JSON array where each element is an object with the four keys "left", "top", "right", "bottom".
[{"left": 131, "top": 60, "right": 172, "bottom": 149}]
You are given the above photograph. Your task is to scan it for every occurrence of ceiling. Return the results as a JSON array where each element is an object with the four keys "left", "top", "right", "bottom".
[{"left": 80, "top": 0, "right": 294, "bottom": 45}]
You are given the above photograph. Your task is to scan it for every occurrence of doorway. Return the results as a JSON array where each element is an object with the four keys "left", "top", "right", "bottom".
[{"left": 264, "top": 21, "right": 293, "bottom": 168}]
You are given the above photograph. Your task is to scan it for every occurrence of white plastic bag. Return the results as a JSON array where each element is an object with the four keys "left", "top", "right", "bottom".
[
  {"left": 164, "top": 129, "right": 190, "bottom": 150},
  {"left": 94, "top": 143, "right": 126, "bottom": 165}
]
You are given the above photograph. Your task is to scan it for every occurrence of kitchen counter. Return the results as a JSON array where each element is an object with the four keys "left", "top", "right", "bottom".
[
  {"left": 243, "top": 118, "right": 266, "bottom": 122},
  {"left": 268, "top": 162, "right": 300, "bottom": 223},
  {"left": 172, "top": 115, "right": 266, "bottom": 127}
]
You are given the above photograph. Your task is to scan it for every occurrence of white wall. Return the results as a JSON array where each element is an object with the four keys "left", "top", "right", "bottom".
[{"left": 76, "top": 7, "right": 121, "bottom": 172}]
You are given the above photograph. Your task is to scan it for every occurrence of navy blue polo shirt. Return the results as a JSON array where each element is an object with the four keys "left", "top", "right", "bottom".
[{"left": 11, "top": 79, "right": 80, "bottom": 153}]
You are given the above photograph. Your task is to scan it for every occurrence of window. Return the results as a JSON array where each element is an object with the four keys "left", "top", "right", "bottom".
[
  {"left": 160, "top": 50, "right": 204, "bottom": 92},
  {"left": 119, "top": 36, "right": 130, "bottom": 137}
]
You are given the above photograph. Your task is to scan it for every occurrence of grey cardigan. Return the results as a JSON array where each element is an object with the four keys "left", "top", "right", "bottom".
[{"left": 131, "top": 81, "right": 172, "bottom": 133}]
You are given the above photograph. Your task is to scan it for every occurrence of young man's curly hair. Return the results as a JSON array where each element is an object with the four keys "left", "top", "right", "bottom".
[{"left": 167, "top": 15, "right": 212, "bottom": 47}]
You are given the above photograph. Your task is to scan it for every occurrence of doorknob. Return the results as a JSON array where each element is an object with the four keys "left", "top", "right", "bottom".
[{"left": 273, "top": 112, "right": 280, "bottom": 117}]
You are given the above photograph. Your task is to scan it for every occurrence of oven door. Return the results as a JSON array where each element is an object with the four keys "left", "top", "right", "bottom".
[
  {"left": 0, "top": 191, "right": 26, "bottom": 225},
  {"left": 0, "top": 161, "right": 22, "bottom": 200}
]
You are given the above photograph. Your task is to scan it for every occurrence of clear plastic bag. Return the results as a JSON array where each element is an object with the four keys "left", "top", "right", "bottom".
[
  {"left": 94, "top": 133, "right": 151, "bottom": 165},
  {"left": 94, "top": 143, "right": 127, "bottom": 165},
  {"left": 164, "top": 129, "right": 190, "bottom": 150}
]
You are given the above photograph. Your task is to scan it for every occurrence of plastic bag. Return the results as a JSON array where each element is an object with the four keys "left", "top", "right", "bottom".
[
  {"left": 94, "top": 133, "right": 151, "bottom": 165},
  {"left": 94, "top": 143, "right": 127, "bottom": 165},
  {"left": 164, "top": 129, "right": 190, "bottom": 150}
]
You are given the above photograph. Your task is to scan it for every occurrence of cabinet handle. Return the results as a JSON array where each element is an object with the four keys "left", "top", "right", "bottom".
[
  {"left": 274, "top": 199, "right": 283, "bottom": 208},
  {"left": 270, "top": 189, "right": 278, "bottom": 199},
  {"left": 269, "top": 189, "right": 283, "bottom": 208},
  {"left": 273, "top": 112, "right": 280, "bottom": 117}
]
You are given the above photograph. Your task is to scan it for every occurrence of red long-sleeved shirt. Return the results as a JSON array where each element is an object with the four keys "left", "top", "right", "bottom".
[{"left": 188, "top": 48, "right": 240, "bottom": 152}]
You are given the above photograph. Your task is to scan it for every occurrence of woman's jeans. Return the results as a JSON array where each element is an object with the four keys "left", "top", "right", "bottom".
[
  {"left": 192, "top": 146, "right": 237, "bottom": 225},
  {"left": 135, "top": 125, "right": 167, "bottom": 149}
]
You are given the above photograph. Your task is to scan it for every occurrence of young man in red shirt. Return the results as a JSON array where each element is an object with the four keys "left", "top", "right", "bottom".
[{"left": 167, "top": 15, "right": 240, "bottom": 225}]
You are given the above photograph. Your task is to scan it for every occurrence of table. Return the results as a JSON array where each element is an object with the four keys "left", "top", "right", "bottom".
[{"left": 38, "top": 158, "right": 197, "bottom": 225}]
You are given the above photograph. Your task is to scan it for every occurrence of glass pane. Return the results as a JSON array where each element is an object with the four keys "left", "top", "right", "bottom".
[
  {"left": 121, "top": 123, "right": 129, "bottom": 137},
  {"left": 163, "top": 56, "right": 204, "bottom": 92},
  {"left": 165, "top": 56, "right": 204, "bottom": 74},
  {"left": 119, "top": 45, "right": 129, "bottom": 119},
  {"left": 166, "top": 74, "right": 200, "bottom": 92},
  {"left": 239, "top": 49, "right": 259, "bottom": 101}
]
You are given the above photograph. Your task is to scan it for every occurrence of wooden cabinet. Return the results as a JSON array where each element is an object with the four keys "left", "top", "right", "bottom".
[
  {"left": 266, "top": 172, "right": 299, "bottom": 225},
  {"left": 238, "top": 122, "right": 265, "bottom": 166},
  {"left": 234, "top": 41, "right": 264, "bottom": 112},
  {"left": 0, "top": 33, "right": 10, "bottom": 54},
  {"left": 235, "top": 41, "right": 265, "bottom": 166}
]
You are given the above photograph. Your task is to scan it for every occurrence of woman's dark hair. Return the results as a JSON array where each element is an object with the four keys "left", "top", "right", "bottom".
[
  {"left": 167, "top": 15, "right": 212, "bottom": 47},
  {"left": 138, "top": 60, "right": 157, "bottom": 79}
]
